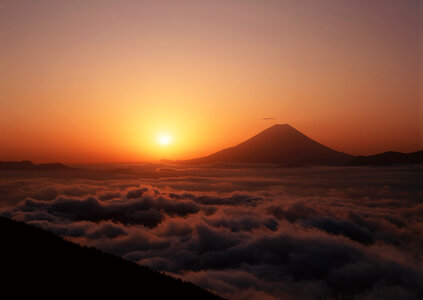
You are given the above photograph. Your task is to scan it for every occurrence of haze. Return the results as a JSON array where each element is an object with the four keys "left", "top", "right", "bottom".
[{"left": 1, "top": 0, "right": 421, "bottom": 163}]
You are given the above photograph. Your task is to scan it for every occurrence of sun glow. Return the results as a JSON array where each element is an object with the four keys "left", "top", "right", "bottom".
[{"left": 157, "top": 134, "right": 172, "bottom": 146}]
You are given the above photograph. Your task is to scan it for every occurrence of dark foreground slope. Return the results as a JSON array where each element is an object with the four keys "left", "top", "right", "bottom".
[
  {"left": 0, "top": 217, "right": 224, "bottom": 299},
  {"left": 348, "top": 150, "right": 423, "bottom": 166},
  {"left": 183, "top": 124, "right": 352, "bottom": 165}
]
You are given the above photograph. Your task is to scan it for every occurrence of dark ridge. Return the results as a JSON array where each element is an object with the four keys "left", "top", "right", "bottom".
[
  {"left": 182, "top": 124, "right": 352, "bottom": 165},
  {"left": 0, "top": 217, "right": 225, "bottom": 299},
  {"left": 0, "top": 160, "right": 71, "bottom": 170},
  {"left": 347, "top": 150, "right": 423, "bottom": 166}
]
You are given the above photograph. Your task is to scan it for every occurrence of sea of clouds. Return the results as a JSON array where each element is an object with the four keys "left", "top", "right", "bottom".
[{"left": 1, "top": 165, "right": 422, "bottom": 299}]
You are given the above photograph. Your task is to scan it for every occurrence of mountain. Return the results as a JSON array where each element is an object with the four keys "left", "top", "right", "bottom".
[
  {"left": 347, "top": 150, "right": 423, "bottom": 166},
  {"left": 0, "top": 160, "right": 71, "bottom": 170},
  {"left": 183, "top": 124, "right": 352, "bottom": 165},
  {"left": 0, "top": 217, "right": 224, "bottom": 299}
]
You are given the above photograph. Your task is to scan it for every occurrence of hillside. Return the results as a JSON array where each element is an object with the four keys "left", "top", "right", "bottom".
[
  {"left": 0, "top": 160, "right": 71, "bottom": 170},
  {"left": 347, "top": 150, "right": 423, "bottom": 166},
  {"left": 183, "top": 124, "right": 352, "bottom": 165},
  {"left": 0, "top": 217, "right": 225, "bottom": 299}
]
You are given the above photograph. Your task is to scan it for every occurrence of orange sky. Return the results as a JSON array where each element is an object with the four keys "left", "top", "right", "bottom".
[{"left": 1, "top": 0, "right": 422, "bottom": 163}]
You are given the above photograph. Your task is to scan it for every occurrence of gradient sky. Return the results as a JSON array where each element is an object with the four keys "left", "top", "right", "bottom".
[{"left": 1, "top": 0, "right": 421, "bottom": 163}]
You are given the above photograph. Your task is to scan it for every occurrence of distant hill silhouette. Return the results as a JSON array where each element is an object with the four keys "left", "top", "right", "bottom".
[
  {"left": 347, "top": 150, "right": 423, "bottom": 166},
  {"left": 182, "top": 124, "right": 352, "bottom": 165},
  {"left": 0, "top": 217, "right": 224, "bottom": 299},
  {"left": 0, "top": 160, "right": 71, "bottom": 170}
]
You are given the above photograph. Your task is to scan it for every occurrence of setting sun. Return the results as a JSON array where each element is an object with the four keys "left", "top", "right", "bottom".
[{"left": 157, "top": 134, "right": 172, "bottom": 146}]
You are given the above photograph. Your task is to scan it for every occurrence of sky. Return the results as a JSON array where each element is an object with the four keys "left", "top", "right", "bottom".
[{"left": 1, "top": 0, "right": 421, "bottom": 163}]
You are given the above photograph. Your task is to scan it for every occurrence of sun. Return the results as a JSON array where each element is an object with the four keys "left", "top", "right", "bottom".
[{"left": 157, "top": 134, "right": 172, "bottom": 146}]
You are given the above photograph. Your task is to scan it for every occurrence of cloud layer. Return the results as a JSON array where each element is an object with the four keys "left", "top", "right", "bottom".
[{"left": 1, "top": 165, "right": 422, "bottom": 299}]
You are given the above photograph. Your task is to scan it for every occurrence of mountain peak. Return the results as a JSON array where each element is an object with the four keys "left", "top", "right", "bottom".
[
  {"left": 265, "top": 124, "right": 298, "bottom": 132},
  {"left": 183, "top": 125, "right": 353, "bottom": 165},
  {"left": 269, "top": 123, "right": 292, "bottom": 129}
]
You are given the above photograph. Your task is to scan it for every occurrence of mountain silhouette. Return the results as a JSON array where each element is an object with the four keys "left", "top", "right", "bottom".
[
  {"left": 183, "top": 124, "right": 352, "bottom": 165},
  {"left": 347, "top": 150, "right": 423, "bottom": 166},
  {"left": 0, "top": 160, "right": 71, "bottom": 170},
  {"left": 1, "top": 217, "right": 225, "bottom": 299}
]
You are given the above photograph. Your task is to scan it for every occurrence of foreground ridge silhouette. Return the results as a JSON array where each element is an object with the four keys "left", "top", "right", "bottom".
[
  {"left": 183, "top": 124, "right": 352, "bottom": 165},
  {"left": 1, "top": 217, "right": 225, "bottom": 299}
]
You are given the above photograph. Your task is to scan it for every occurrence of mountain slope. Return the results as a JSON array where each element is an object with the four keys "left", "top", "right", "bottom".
[
  {"left": 347, "top": 150, "right": 423, "bottom": 166},
  {"left": 0, "top": 217, "right": 224, "bottom": 299},
  {"left": 184, "top": 124, "right": 352, "bottom": 165},
  {"left": 0, "top": 160, "right": 71, "bottom": 170}
]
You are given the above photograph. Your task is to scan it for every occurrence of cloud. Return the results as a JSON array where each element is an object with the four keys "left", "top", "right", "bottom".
[
  {"left": 1, "top": 165, "right": 422, "bottom": 299},
  {"left": 304, "top": 217, "right": 375, "bottom": 245},
  {"left": 6, "top": 189, "right": 204, "bottom": 228}
]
